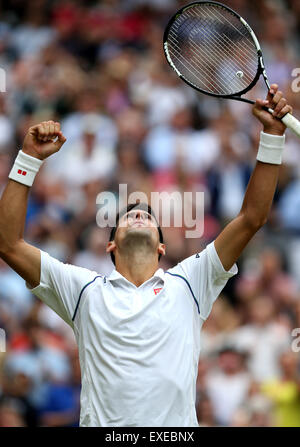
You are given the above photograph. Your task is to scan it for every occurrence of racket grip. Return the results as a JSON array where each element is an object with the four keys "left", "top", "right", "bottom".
[{"left": 281, "top": 113, "right": 300, "bottom": 138}]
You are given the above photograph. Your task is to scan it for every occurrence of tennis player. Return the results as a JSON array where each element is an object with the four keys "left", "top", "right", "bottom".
[{"left": 0, "top": 85, "right": 292, "bottom": 427}]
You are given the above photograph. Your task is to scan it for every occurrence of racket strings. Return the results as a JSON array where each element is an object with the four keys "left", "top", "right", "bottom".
[
  {"left": 168, "top": 35, "right": 222, "bottom": 92},
  {"left": 194, "top": 5, "right": 258, "bottom": 69},
  {"left": 168, "top": 28, "right": 251, "bottom": 94},
  {"left": 177, "top": 18, "right": 255, "bottom": 86},
  {"left": 168, "top": 25, "right": 250, "bottom": 94},
  {"left": 184, "top": 7, "right": 256, "bottom": 84},
  {"left": 190, "top": 25, "right": 256, "bottom": 88},
  {"left": 171, "top": 20, "right": 245, "bottom": 78},
  {"left": 168, "top": 22, "right": 234, "bottom": 91},
  {"left": 185, "top": 7, "right": 256, "bottom": 67},
  {"left": 166, "top": 4, "right": 259, "bottom": 96},
  {"left": 168, "top": 26, "right": 235, "bottom": 94},
  {"left": 169, "top": 33, "right": 240, "bottom": 95}
]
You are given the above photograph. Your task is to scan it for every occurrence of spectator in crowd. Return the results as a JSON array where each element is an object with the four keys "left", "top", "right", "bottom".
[
  {"left": 51, "top": 113, "right": 116, "bottom": 189},
  {"left": 38, "top": 348, "right": 81, "bottom": 427},
  {"left": 196, "top": 392, "right": 217, "bottom": 427},
  {"left": 4, "top": 315, "right": 71, "bottom": 409},
  {"left": 0, "top": 370, "right": 38, "bottom": 426},
  {"left": 231, "top": 295, "right": 291, "bottom": 382},
  {"left": 205, "top": 346, "right": 252, "bottom": 426},
  {"left": 0, "top": 396, "right": 27, "bottom": 427},
  {"left": 72, "top": 225, "right": 113, "bottom": 276},
  {"left": 261, "top": 351, "right": 300, "bottom": 427}
]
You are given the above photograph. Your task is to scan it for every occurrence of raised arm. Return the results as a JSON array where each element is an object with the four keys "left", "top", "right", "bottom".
[
  {"left": 0, "top": 121, "right": 66, "bottom": 287},
  {"left": 214, "top": 84, "right": 292, "bottom": 271}
]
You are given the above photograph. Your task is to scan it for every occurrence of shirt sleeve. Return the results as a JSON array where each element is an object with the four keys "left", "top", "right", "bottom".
[
  {"left": 169, "top": 241, "right": 238, "bottom": 320},
  {"left": 27, "top": 250, "right": 99, "bottom": 327}
]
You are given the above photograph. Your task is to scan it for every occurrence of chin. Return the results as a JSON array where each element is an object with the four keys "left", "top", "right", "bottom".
[
  {"left": 126, "top": 227, "right": 152, "bottom": 237},
  {"left": 123, "top": 227, "right": 157, "bottom": 248}
]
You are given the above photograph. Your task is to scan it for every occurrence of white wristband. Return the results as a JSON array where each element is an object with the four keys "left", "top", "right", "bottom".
[
  {"left": 9, "top": 150, "right": 43, "bottom": 187},
  {"left": 256, "top": 131, "right": 285, "bottom": 165}
]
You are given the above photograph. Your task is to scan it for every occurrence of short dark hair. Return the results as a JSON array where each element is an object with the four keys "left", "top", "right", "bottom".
[{"left": 109, "top": 203, "right": 164, "bottom": 265}]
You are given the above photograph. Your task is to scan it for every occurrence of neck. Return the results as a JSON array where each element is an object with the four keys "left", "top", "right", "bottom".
[{"left": 115, "top": 251, "right": 159, "bottom": 287}]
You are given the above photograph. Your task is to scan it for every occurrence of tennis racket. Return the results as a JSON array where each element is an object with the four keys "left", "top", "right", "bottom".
[{"left": 163, "top": 1, "right": 300, "bottom": 138}]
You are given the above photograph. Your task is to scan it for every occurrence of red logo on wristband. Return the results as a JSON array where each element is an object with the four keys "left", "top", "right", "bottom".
[{"left": 17, "top": 169, "right": 27, "bottom": 176}]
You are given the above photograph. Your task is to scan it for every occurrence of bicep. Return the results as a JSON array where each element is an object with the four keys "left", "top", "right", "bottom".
[
  {"left": 214, "top": 214, "right": 258, "bottom": 271},
  {"left": 1, "top": 240, "right": 41, "bottom": 288}
]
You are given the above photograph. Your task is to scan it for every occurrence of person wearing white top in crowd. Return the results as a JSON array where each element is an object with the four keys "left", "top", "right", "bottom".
[{"left": 205, "top": 346, "right": 251, "bottom": 426}]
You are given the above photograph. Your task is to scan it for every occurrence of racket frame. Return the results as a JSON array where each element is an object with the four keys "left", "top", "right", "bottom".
[{"left": 163, "top": 1, "right": 270, "bottom": 105}]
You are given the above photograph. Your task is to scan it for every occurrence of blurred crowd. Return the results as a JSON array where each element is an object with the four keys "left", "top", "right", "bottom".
[{"left": 0, "top": 0, "right": 300, "bottom": 427}]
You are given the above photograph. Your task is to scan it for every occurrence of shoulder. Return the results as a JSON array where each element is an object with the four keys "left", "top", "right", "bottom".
[
  {"left": 168, "top": 242, "right": 213, "bottom": 276},
  {"left": 40, "top": 250, "right": 102, "bottom": 290}
]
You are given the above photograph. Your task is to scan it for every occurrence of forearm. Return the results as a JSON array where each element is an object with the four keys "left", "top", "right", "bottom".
[
  {"left": 214, "top": 153, "right": 282, "bottom": 271},
  {"left": 214, "top": 85, "right": 290, "bottom": 271},
  {"left": 0, "top": 122, "right": 66, "bottom": 288},
  {"left": 239, "top": 126, "right": 285, "bottom": 228},
  {"left": 0, "top": 180, "right": 30, "bottom": 253},
  {"left": 239, "top": 160, "right": 280, "bottom": 228}
]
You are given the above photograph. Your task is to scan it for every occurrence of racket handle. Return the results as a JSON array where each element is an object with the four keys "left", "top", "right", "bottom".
[
  {"left": 281, "top": 113, "right": 300, "bottom": 138},
  {"left": 267, "top": 109, "right": 300, "bottom": 139}
]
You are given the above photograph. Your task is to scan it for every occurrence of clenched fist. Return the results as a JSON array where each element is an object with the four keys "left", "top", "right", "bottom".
[{"left": 23, "top": 121, "right": 67, "bottom": 160}]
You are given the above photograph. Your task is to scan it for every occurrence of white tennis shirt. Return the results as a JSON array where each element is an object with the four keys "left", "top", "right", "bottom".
[{"left": 28, "top": 241, "right": 237, "bottom": 427}]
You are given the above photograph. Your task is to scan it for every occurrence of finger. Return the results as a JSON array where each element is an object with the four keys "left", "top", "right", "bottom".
[
  {"left": 271, "top": 90, "right": 283, "bottom": 108},
  {"left": 48, "top": 121, "right": 55, "bottom": 136},
  {"left": 54, "top": 122, "right": 61, "bottom": 134},
  {"left": 35, "top": 123, "right": 47, "bottom": 141},
  {"left": 28, "top": 124, "right": 40, "bottom": 136},
  {"left": 277, "top": 105, "right": 293, "bottom": 119},
  {"left": 53, "top": 131, "right": 67, "bottom": 150},
  {"left": 36, "top": 122, "right": 47, "bottom": 141},
  {"left": 52, "top": 122, "right": 61, "bottom": 142},
  {"left": 41, "top": 122, "right": 50, "bottom": 142},
  {"left": 273, "top": 98, "right": 287, "bottom": 116},
  {"left": 41, "top": 121, "right": 55, "bottom": 142},
  {"left": 255, "top": 99, "right": 269, "bottom": 108},
  {"left": 266, "top": 84, "right": 278, "bottom": 102},
  {"left": 252, "top": 99, "right": 269, "bottom": 119}
]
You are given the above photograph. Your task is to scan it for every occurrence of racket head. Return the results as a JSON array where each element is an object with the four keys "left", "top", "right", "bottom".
[{"left": 163, "top": 1, "right": 263, "bottom": 100}]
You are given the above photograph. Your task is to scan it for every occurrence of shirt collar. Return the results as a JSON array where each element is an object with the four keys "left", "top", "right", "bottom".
[{"left": 107, "top": 268, "right": 165, "bottom": 284}]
